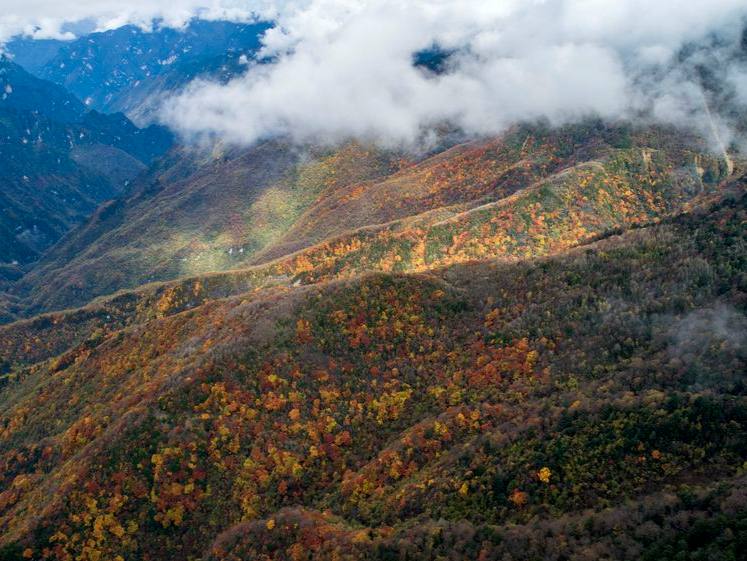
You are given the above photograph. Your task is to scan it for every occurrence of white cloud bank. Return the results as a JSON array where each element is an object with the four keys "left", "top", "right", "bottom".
[
  {"left": 2, "top": 0, "right": 747, "bottom": 147},
  {"left": 161, "top": 0, "right": 747, "bottom": 147}
]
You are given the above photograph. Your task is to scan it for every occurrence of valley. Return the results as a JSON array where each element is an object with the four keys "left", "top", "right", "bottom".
[{"left": 0, "top": 8, "right": 746, "bottom": 561}]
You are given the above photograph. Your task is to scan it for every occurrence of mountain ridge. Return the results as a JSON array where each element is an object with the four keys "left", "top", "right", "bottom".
[
  {"left": 1, "top": 180, "right": 746, "bottom": 560},
  {"left": 8, "top": 121, "right": 731, "bottom": 319},
  {"left": 0, "top": 14, "right": 746, "bottom": 561},
  {"left": 0, "top": 56, "right": 87, "bottom": 123},
  {"left": 4, "top": 20, "right": 271, "bottom": 122}
]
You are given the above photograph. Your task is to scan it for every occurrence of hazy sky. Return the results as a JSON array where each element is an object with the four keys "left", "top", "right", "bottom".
[{"left": 3, "top": 0, "right": 747, "bottom": 148}]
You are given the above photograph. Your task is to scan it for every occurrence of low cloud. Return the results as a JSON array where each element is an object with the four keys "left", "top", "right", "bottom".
[
  {"left": 667, "top": 303, "right": 747, "bottom": 390},
  {"left": 161, "top": 0, "right": 747, "bottom": 147},
  {"left": 3, "top": 0, "right": 747, "bottom": 148}
]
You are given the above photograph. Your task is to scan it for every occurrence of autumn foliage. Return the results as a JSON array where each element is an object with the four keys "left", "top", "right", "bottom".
[{"left": 0, "top": 125, "right": 745, "bottom": 561}]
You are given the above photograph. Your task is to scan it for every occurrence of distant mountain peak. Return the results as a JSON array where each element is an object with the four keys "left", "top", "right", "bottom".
[
  {"left": 4, "top": 20, "right": 272, "bottom": 123},
  {"left": 0, "top": 56, "right": 87, "bottom": 123}
]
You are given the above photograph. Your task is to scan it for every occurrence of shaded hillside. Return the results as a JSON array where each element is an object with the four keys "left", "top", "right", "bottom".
[
  {"left": 0, "top": 107, "right": 172, "bottom": 265},
  {"left": 0, "top": 109, "right": 132, "bottom": 264},
  {"left": 0, "top": 56, "right": 86, "bottom": 123},
  {"left": 0, "top": 184, "right": 745, "bottom": 560},
  {"left": 0, "top": 57, "right": 173, "bottom": 268},
  {"left": 12, "top": 122, "right": 731, "bottom": 317}
]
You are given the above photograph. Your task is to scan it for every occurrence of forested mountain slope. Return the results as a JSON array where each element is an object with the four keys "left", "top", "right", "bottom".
[
  {"left": 0, "top": 177, "right": 745, "bottom": 560},
  {"left": 8, "top": 122, "right": 730, "bottom": 319},
  {"left": 0, "top": 7, "right": 746, "bottom": 561}
]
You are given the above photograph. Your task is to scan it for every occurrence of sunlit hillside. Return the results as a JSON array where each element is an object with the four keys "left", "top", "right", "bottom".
[{"left": 2, "top": 3, "right": 747, "bottom": 561}]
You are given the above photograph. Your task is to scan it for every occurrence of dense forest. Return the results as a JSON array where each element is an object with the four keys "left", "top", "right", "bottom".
[
  {"left": 1, "top": 158, "right": 745, "bottom": 559},
  {"left": 1, "top": 8, "right": 747, "bottom": 559}
]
